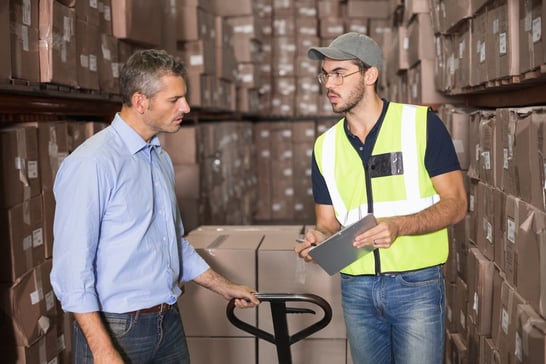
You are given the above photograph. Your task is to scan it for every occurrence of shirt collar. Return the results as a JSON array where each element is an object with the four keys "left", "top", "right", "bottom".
[
  {"left": 344, "top": 98, "right": 389, "bottom": 141},
  {"left": 111, "top": 113, "right": 162, "bottom": 154}
]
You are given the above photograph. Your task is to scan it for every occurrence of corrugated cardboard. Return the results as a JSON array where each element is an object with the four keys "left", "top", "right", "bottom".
[
  {"left": 98, "top": 33, "right": 119, "bottom": 94},
  {"left": 494, "top": 279, "right": 525, "bottom": 364},
  {"left": 38, "top": 0, "right": 78, "bottom": 87},
  {"left": 406, "top": 13, "right": 435, "bottom": 68},
  {"left": 10, "top": 0, "right": 40, "bottom": 82},
  {"left": 518, "top": 0, "right": 546, "bottom": 74},
  {"left": 76, "top": 19, "right": 100, "bottom": 91},
  {"left": 178, "top": 230, "right": 262, "bottom": 337},
  {"left": 0, "top": 2, "right": 11, "bottom": 81},
  {"left": 211, "top": 0, "right": 254, "bottom": 17},
  {"left": 0, "top": 260, "right": 57, "bottom": 347},
  {"left": 187, "top": 337, "right": 256, "bottom": 364},
  {"left": 258, "top": 231, "right": 346, "bottom": 339},
  {"left": 259, "top": 338, "right": 347, "bottom": 364},
  {"left": 487, "top": 0, "right": 520, "bottom": 81},
  {"left": 515, "top": 304, "right": 546, "bottom": 363},
  {"left": 0, "top": 196, "right": 44, "bottom": 282},
  {"left": 159, "top": 126, "right": 198, "bottom": 165},
  {"left": 111, "top": 0, "right": 161, "bottom": 47},
  {"left": 467, "top": 247, "right": 495, "bottom": 336},
  {"left": 0, "top": 126, "right": 40, "bottom": 209}
]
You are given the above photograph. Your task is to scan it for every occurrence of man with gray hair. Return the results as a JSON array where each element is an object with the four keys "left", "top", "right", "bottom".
[
  {"left": 51, "top": 49, "right": 259, "bottom": 363},
  {"left": 295, "top": 33, "right": 467, "bottom": 364}
]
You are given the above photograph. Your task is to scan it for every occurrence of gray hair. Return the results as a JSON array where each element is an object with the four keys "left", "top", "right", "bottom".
[{"left": 119, "top": 49, "right": 187, "bottom": 106}]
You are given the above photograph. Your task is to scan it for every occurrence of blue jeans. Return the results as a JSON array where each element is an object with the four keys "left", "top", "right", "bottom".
[
  {"left": 341, "top": 265, "right": 445, "bottom": 364},
  {"left": 73, "top": 305, "right": 190, "bottom": 364}
]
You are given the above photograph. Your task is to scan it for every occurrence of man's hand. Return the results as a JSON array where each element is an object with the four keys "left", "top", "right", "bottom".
[
  {"left": 294, "top": 229, "right": 326, "bottom": 262},
  {"left": 352, "top": 219, "right": 399, "bottom": 249}
]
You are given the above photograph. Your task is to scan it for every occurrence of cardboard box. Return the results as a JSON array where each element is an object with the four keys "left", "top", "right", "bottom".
[
  {"left": 455, "top": 19, "right": 473, "bottom": 89},
  {"left": 111, "top": 0, "right": 161, "bottom": 47},
  {"left": 455, "top": 277, "right": 469, "bottom": 334},
  {"left": 178, "top": 230, "right": 262, "bottom": 337},
  {"left": 0, "top": 196, "right": 44, "bottom": 282},
  {"left": 450, "top": 332, "right": 468, "bottom": 363},
  {"left": 76, "top": 20, "right": 100, "bottom": 91},
  {"left": 518, "top": 0, "right": 546, "bottom": 74},
  {"left": 177, "top": 4, "right": 214, "bottom": 42},
  {"left": 22, "top": 121, "right": 68, "bottom": 193},
  {"left": 449, "top": 107, "right": 472, "bottom": 170},
  {"left": 258, "top": 231, "right": 346, "bottom": 339},
  {"left": 38, "top": 0, "right": 78, "bottom": 87},
  {"left": 211, "top": 0, "right": 254, "bottom": 17},
  {"left": 494, "top": 280, "right": 525, "bottom": 364},
  {"left": 467, "top": 247, "right": 495, "bottom": 336},
  {"left": 10, "top": 0, "right": 40, "bottom": 82},
  {"left": 0, "top": 1, "right": 11, "bottom": 82},
  {"left": 259, "top": 338, "right": 347, "bottom": 364},
  {"left": 99, "top": 0, "right": 113, "bottom": 35},
  {"left": 75, "top": 0, "right": 99, "bottom": 25},
  {"left": 98, "top": 33, "right": 119, "bottom": 94},
  {"left": 495, "top": 108, "right": 519, "bottom": 196},
  {"left": 4, "top": 326, "right": 60, "bottom": 364},
  {"left": 490, "top": 266, "right": 505, "bottom": 346},
  {"left": 487, "top": 0, "right": 520, "bottom": 81},
  {"left": 173, "top": 164, "right": 200, "bottom": 199},
  {"left": 406, "top": 13, "right": 435, "bottom": 68},
  {"left": 187, "top": 337, "right": 256, "bottom": 364},
  {"left": 515, "top": 304, "right": 546, "bottom": 363},
  {"left": 159, "top": 126, "right": 198, "bottom": 165},
  {"left": 0, "top": 260, "right": 57, "bottom": 347},
  {"left": 42, "top": 190, "right": 55, "bottom": 259},
  {"left": 514, "top": 107, "right": 546, "bottom": 211},
  {"left": 346, "top": 0, "right": 390, "bottom": 19},
  {"left": 319, "top": 18, "right": 344, "bottom": 39},
  {"left": 407, "top": 59, "right": 455, "bottom": 105},
  {"left": 514, "top": 204, "right": 545, "bottom": 318},
  {"left": 404, "top": 0, "right": 430, "bottom": 24},
  {"left": 442, "top": 0, "right": 473, "bottom": 33},
  {"left": 0, "top": 126, "right": 40, "bottom": 209},
  {"left": 478, "top": 110, "right": 497, "bottom": 187}
]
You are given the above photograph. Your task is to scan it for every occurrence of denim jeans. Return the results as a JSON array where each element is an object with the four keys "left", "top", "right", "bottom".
[
  {"left": 341, "top": 265, "right": 445, "bottom": 364},
  {"left": 73, "top": 305, "right": 190, "bottom": 364}
]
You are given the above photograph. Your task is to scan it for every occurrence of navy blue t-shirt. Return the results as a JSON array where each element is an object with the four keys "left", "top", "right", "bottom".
[{"left": 312, "top": 100, "right": 461, "bottom": 205}]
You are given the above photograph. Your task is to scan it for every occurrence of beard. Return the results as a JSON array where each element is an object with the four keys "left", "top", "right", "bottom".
[{"left": 330, "top": 82, "right": 366, "bottom": 114}]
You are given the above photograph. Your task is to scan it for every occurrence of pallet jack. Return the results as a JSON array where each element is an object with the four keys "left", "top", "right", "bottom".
[{"left": 227, "top": 293, "right": 332, "bottom": 364}]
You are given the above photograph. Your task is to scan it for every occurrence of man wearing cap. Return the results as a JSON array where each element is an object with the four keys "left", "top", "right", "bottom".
[{"left": 294, "top": 32, "right": 467, "bottom": 363}]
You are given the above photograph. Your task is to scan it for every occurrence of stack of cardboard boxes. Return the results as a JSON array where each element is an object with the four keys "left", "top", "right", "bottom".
[{"left": 179, "top": 225, "right": 351, "bottom": 364}]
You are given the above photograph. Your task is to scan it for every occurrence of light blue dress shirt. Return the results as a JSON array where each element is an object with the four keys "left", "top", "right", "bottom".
[{"left": 50, "top": 114, "right": 209, "bottom": 313}]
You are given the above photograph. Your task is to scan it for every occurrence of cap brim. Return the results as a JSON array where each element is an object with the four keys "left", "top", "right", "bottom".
[{"left": 308, "top": 47, "right": 358, "bottom": 61}]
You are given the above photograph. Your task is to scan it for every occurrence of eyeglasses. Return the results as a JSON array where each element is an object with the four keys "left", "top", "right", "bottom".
[{"left": 317, "top": 70, "right": 361, "bottom": 86}]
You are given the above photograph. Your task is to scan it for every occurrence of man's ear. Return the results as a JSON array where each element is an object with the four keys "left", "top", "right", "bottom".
[
  {"left": 132, "top": 92, "right": 148, "bottom": 114},
  {"left": 364, "top": 67, "right": 379, "bottom": 86}
]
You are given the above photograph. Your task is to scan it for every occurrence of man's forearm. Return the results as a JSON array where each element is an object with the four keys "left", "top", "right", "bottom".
[{"left": 390, "top": 195, "right": 466, "bottom": 236}]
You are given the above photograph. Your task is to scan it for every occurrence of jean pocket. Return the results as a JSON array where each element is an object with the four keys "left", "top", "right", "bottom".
[
  {"left": 397, "top": 266, "right": 442, "bottom": 287},
  {"left": 102, "top": 314, "right": 134, "bottom": 338}
]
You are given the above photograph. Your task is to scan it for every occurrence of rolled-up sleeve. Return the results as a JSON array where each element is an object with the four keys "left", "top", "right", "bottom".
[{"left": 179, "top": 236, "right": 209, "bottom": 282}]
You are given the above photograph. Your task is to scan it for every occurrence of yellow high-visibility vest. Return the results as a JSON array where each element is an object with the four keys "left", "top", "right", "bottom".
[{"left": 314, "top": 102, "right": 448, "bottom": 274}]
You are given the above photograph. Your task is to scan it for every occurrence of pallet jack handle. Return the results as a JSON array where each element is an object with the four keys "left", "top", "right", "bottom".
[{"left": 227, "top": 293, "right": 332, "bottom": 364}]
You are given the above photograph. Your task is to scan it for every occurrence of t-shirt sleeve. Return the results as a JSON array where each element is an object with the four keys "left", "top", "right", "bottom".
[
  {"left": 425, "top": 109, "right": 462, "bottom": 177},
  {"left": 311, "top": 149, "right": 333, "bottom": 205}
]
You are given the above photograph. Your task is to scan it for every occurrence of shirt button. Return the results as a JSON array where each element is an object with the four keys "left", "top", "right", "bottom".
[{"left": 163, "top": 236, "right": 167, "bottom": 241}]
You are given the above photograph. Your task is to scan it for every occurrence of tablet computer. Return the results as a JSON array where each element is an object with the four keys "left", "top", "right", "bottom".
[{"left": 308, "top": 214, "right": 377, "bottom": 275}]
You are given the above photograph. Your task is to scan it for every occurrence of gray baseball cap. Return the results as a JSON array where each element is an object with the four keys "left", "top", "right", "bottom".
[{"left": 308, "top": 32, "right": 383, "bottom": 71}]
